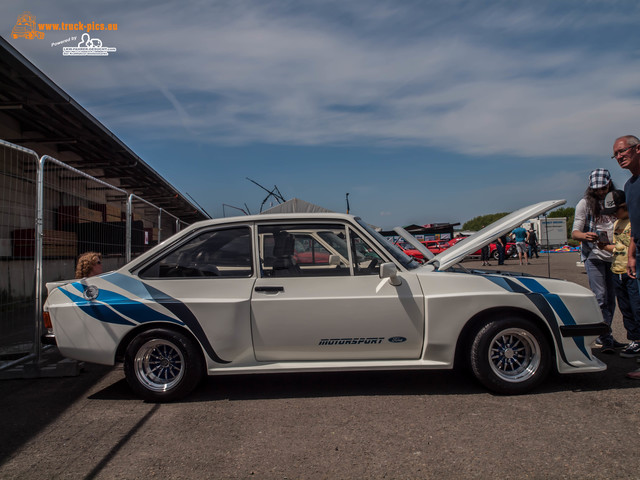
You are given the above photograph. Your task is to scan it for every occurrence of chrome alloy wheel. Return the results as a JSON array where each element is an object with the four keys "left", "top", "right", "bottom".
[
  {"left": 134, "top": 339, "right": 185, "bottom": 392},
  {"left": 488, "top": 328, "right": 541, "bottom": 383}
]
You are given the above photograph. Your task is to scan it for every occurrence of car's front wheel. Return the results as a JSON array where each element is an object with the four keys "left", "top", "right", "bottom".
[
  {"left": 124, "top": 328, "right": 204, "bottom": 402},
  {"left": 470, "top": 317, "right": 550, "bottom": 394}
]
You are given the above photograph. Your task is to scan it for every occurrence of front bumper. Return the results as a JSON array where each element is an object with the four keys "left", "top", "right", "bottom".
[{"left": 559, "top": 322, "right": 609, "bottom": 338}]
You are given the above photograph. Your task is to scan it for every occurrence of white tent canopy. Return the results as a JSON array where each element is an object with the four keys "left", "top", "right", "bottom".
[{"left": 261, "top": 198, "right": 334, "bottom": 215}]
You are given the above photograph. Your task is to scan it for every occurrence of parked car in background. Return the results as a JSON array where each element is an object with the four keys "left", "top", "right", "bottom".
[
  {"left": 395, "top": 242, "right": 425, "bottom": 262},
  {"left": 43, "top": 200, "right": 608, "bottom": 401},
  {"left": 448, "top": 237, "right": 517, "bottom": 260},
  {"left": 395, "top": 239, "right": 449, "bottom": 262},
  {"left": 422, "top": 240, "right": 449, "bottom": 255}
]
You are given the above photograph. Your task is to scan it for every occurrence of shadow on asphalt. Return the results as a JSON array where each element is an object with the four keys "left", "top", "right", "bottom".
[
  {"left": 0, "top": 363, "right": 113, "bottom": 464},
  {"left": 1, "top": 350, "right": 637, "bottom": 462},
  {"left": 88, "top": 348, "right": 639, "bottom": 404}
]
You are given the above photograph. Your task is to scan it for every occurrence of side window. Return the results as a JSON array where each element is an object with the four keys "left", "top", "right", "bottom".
[
  {"left": 293, "top": 235, "right": 332, "bottom": 266},
  {"left": 139, "top": 227, "right": 253, "bottom": 278},
  {"left": 349, "top": 229, "right": 384, "bottom": 276},
  {"left": 259, "top": 224, "right": 350, "bottom": 277}
]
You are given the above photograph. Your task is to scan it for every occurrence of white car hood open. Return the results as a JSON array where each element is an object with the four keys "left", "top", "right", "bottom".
[{"left": 430, "top": 199, "right": 566, "bottom": 271}]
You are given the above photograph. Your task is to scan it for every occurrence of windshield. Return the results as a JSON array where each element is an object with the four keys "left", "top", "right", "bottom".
[{"left": 355, "top": 218, "right": 420, "bottom": 270}]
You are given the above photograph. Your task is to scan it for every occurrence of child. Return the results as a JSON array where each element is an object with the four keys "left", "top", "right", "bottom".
[{"left": 600, "top": 190, "right": 640, "bottom": 358}]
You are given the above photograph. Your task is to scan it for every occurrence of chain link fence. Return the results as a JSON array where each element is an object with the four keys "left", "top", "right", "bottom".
[
  {"left": 0, "top": 141, "right": 193, "bottom": 369},
  {"left": 0, "top": 141, "right": 39, "bottom": 359}
]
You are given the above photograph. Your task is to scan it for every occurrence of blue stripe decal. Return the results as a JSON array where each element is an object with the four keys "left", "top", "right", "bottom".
[
  {"left": 517, "top": 277, "right": 549, "bottom": 294},
  {"left": 59, "top": 288, "right": 135, "bottom": 326},
  {"left": 544, "top": 294, "right": 588, "bottom": 358},
  {"left": 101, "top": 272, "right": 231, "bottom": 364},
  {"left": 482, "top": 275, "right": 529, "bottom": 294},
  {"left": 517, "top": 277, "right": 589, "bottom": 360},
  {"left": 101, "top": 272, "right": 156, "bottom": 301},
  {"left": 481, "top": 274, "right": 591, "bottom": 364},
  {"left": 68, "top": 280, "right": 182, "bottom": 326},
  {"left": 88, "top": 287, "right": 180, "bottom": 325},
  {"left": 483, "top": 275, "right": 516, "bottom": 292}
]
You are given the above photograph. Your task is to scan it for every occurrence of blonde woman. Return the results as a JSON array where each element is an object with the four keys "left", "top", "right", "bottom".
[{"left": 75, "top": 252, "right": 103, "bottom": 278}]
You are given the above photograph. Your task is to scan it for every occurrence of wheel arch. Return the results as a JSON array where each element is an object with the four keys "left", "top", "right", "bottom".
[
  {"left": 454, "top": 306, "right": 556, "bottom": 370},
  {"left": 115, "top": 321, "right": 206, "bottom": 370}
]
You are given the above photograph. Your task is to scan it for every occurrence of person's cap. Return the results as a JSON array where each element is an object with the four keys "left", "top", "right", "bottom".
[
  {"left": 588, "top": 168, "right": 611, "bottom": 189},
  {"left": 602, "top": 189, "right": 626, "bottom": 214}
]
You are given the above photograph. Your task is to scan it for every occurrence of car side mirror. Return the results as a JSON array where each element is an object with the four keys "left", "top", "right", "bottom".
[
  {"left": 329, "top": 254, "right": 341, "bottom": 266},
  {"left": 379, "top": 262, "right": 401, "bottom": 286}
]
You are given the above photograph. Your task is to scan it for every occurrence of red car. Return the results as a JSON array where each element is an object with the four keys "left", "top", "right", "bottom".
[
  {"left": 394, "top": 242, "right": 425, "bottom": 262},
  {"left": 447, "top": 237, "right": 517, "bottom": 260},
  {"left": 395, "top": 240, "right": 449, "bottom": 262},
  {"left": 422, "top": 240, "right": 449, "bottom": 255}
]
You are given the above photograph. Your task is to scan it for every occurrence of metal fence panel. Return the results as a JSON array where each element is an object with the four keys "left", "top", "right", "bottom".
[
  {"left": 129, "top": 195, "right": 161, "bottom": 260},
  {"left": 41, "top": 156, "right": 130, "bottom": 283},
  {"left": 0, "top": 141, "right": 39, "bottom": 358},
  {"left": 1, "top": 141, "right": 195, "bottom": 372}
]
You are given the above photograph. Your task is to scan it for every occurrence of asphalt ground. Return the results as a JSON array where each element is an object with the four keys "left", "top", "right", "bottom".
[{"left": 0, "top": 251, "right": 638, "bottom": 479}]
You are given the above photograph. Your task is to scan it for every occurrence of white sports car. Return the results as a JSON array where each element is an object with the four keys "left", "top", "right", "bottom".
[{"left": 43, "top": 200, "right": 608, "bottom": 401}]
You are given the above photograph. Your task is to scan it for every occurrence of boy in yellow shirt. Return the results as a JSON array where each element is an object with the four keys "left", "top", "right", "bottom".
[{"left": 600, "top": 190, "right": 640, "bottom": 358}]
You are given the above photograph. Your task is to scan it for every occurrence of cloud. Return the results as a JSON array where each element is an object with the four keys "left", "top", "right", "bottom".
[{"left": 5, "top": 0, "right": 640, "bottom": 159}]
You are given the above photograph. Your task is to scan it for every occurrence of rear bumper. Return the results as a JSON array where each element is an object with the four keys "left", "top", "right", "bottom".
[
  {"left": 560, "top": 322, "right": 609, "bottom": 338},
  {"left": 41, "top": 332, "right": 57, "bottom": 345}
]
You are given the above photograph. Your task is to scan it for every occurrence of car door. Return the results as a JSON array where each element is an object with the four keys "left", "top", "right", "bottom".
[
  {"left": 251, "top": 222, "right": 424, "bottom": 362},
  {"left": 136, "top": 225, "right": 256, "bottom": 363}
]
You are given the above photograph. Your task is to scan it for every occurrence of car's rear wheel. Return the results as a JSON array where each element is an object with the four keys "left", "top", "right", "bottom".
[
  {"left": 470, "top": 317, "right": 550, "bottom": 394},
  {"left": 492, "top": 249, "right": 500, "bottom": 260},
  {"left": 124, "top": 328, "right": 204, "bottom": 402}
]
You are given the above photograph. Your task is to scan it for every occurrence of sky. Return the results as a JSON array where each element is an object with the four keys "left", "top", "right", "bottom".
[{"left": 2, "top": 0, "right": 640, "bottom": 229}]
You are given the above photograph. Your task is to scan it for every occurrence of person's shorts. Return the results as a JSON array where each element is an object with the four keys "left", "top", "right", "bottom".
[{"left": 516, "top": 242, "right": 527, "bottom": 254}]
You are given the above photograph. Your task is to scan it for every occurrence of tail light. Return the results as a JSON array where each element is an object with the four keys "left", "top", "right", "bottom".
[{"left": 43, "top": 311, "right": 52, "bottom": 329}]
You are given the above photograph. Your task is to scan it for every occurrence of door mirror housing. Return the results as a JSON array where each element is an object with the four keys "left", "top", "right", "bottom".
[
  {"left": 379, "top": 262, "right": 401, "bottom": 286},
  {"left": 328, "top": 254, "right": 341, "bottom": 266}
]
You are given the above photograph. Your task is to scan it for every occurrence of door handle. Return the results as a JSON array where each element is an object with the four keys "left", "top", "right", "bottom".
[{"left": 255, "top": 286, "right": 284, "bottom": 293}]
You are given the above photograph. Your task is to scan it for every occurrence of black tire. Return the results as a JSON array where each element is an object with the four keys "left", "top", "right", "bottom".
[
  {"left": 470, "top": 317, "right": 551, "bottom": 394},
  {"left": 492, "top": 249, "right": 500, "bottom": 261},
  {"left": 124, "top": 328, "right": 204, "bottom": 402}
]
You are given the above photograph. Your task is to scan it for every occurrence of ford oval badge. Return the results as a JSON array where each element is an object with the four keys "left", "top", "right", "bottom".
[
  {"left": 84, "top": 285, "right": 99, "bottom": 301},
  {"left": 388, "top": 336, "right": 407, "bottom": 343}
]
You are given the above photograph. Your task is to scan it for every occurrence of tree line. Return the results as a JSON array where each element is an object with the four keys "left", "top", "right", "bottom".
[{"left": 462, "top": 207, "right": 575, "bottom": 240}]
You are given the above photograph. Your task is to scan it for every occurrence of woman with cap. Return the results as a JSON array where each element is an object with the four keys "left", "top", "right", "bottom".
[{"left": 571, "top": 168, "right": 624, "bottom": 353}]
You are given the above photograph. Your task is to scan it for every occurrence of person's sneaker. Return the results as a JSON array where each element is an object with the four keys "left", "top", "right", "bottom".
[
  {"left": 600, "top": 343, "right": 615, "bottom": 354},
  {"left": 595, "top": 337, "right": 603, "bottom": 347},
  {"left": 612, "top": 339, "right": 627, "bottom": 349},
  {"left": 626, "top": 368, "right": 640, "bottom": 380},
  {"left": 620, "top": 341, "right": 640, "bottom": 358}
]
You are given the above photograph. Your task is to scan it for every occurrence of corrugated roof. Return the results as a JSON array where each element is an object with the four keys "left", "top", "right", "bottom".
[{"left": 0, "top": 36, "right": 208, "bottom": 223}]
